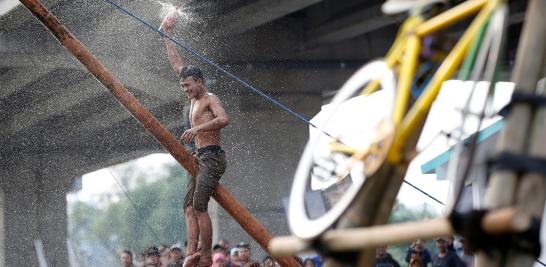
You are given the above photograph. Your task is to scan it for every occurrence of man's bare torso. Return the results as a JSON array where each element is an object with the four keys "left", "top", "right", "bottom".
[{"left": 189, "top": 93, "right": 221, "bottom": 148}]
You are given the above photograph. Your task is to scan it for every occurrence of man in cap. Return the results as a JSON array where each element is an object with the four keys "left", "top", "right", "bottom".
[
  {"left": 432, "top": 237, "right": 465, "bottom": 267},
  {"left": 236, "top": 242, "right": 259, "bottom": 267}
]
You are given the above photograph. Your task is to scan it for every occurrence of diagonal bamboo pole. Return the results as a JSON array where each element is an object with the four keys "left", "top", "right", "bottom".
[{"left": 18, "top": 1, "right": 298, "bottom": 266}]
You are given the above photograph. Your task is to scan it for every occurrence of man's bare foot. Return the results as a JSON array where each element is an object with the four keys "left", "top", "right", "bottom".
[
  {"left": 183, "top": 252, "right": 201, "bottom": 267},
  {"left": 197, "top": 252, "right": 212, "bottom": 267}
]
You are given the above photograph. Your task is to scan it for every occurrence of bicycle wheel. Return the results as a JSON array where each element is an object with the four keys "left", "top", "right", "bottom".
[{"left": 288, "top": 60, "right": 397, "bottom": 239}]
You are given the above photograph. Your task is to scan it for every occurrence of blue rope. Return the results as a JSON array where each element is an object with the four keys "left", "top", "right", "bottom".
[
  {"left": 102, "top": 0, "right": 457, "bottom": 212},
  {"left": 403, "top": 179, "right": 445, "bottom": 206},
  {"left": 103, "top": 0, "right": 451, "bottom": 208},
  {"left": 103, "top": 0, "right": 342, "bottom": 141}
]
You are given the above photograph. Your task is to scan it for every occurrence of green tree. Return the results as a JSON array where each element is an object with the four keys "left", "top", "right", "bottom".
[{"left": 68, "top": 160, "right": 188, "bottom": 265}]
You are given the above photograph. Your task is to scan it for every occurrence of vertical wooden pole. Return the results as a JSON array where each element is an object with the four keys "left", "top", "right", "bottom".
[
  {"left": 17, "top": 1, "right": 298, "bottom": 266},
  {"left": 476, "top": 0, "right": 546, "bottom": 266}
]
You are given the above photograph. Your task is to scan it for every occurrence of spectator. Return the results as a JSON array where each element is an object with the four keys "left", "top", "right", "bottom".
[
  {"left": 432, "top": 237, "right": 465, "bottom": 267},
  {"left": 262, "top": 256, "right": 280, "bottom": 267},
  {"left": 212, "top": 252, "right": 227, "bottom": 267},
  {"left": 236, "top": 242, "right": 259, "bottom": 266},
  {"left": 120, "top": 250, "right": 134, "bottom": 267},
  {"left": 167, "top": 247, "right": 184, "bottom": 267},
  {"left": 219, "top": 239, "right": 230, "bottom": 251},
  {"left": 213, "top": 243, "right": 228, "bottom": 256},
  {"left": 311, "top": 255, "right": 323, "bottom": 267},
  {"left": 304, "top": 258, "right": 317, "bottom": 267},
  {"left": 405, "top": 239, "right": 431, "bottom": 267},
  {"left": 146, "top": 246, "right": 161, "bottom": 267},
  {"left": 373, "top": 246, "right": 400, "bottom": 267},
  {"left": 227, "top": 248, "right": 242, "bottom": 267}
]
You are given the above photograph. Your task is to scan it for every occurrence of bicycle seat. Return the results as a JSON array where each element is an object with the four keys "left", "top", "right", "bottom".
[{"left": 382, "top": 0, "right": 446, "bottom": 15}]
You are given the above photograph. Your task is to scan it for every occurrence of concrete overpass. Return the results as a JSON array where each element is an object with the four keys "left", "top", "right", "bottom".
[{"left": 0, "top": 0, "right": 527, "bottom": 265}]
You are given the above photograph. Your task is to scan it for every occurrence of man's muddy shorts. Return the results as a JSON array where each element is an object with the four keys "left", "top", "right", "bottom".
[{"left": 183, "top": 145, "right": 227, "bottom": 212}]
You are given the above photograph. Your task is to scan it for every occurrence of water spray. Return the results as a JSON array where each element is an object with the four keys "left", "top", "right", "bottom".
[{"left": 157, "top": 1, "right": 189, "bottom": 21}]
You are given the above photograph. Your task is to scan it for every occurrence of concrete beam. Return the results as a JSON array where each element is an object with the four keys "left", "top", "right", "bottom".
[
  {"left": 0, "top": 0, "right": 63, "bottom": 31},
  {"left": 0, "top": 67, "right": 54, "bottom": 99},
  {"left": 213, "top": 0, "right": 324, "bottom": 35},
  {"left": 77, "top": 103, "right": 147, "bottom": 133},
  {"left": 307, "top": 4, "right": 401, "bottom": 44},
  {"left": 8, "top": 78, "right": 103, "bottom": 134},
  {"left": 0, "top": 52, "right": 178, "bottom": 101}
]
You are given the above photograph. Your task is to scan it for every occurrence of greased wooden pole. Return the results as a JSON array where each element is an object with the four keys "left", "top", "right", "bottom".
[{"left": 18, "top": 1, "right": 299, "bottom": 266}]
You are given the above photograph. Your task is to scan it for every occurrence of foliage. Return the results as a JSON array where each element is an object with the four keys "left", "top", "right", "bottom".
[{"left": 68, "top": 161, "right": 188, "bottom": 265}]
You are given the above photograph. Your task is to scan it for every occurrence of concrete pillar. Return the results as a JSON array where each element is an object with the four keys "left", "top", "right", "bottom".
[
  {"left": 39, "top": 173, "right": 70, "bottom": 267},
  {"left": 2, "top": 162, "right": 41, "bottom": 266},
  {"left": 0, "top": 187, "right": 5, "bottom": 267},
  {"left": 0, "top": 156, "right": 72, "bottom": 267}
]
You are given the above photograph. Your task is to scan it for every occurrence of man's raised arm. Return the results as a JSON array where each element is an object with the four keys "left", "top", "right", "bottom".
[{"left": 160, "top": 10, "right": 185, "bottom": 78}]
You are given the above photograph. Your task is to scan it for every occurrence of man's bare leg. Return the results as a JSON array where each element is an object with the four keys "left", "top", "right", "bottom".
[
  {"left": 184, "top": 207, "right": 200, "bottom": 266},
  {"left": 196, "top": 211, "right": 213, "bottom": 266}
]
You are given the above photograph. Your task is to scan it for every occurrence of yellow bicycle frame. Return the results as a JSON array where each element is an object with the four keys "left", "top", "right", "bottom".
[{"left": 371, "top": 0, "right": 502, "bottom": 163}]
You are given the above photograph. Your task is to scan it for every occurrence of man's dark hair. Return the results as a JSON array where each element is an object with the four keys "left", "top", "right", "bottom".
[
  {"left": 180, "top": 65, "right": 204, "bottom": 82},
  {"left": 146, "top": 246, "right": 160, "bottom": 257},
  {"left": 213, "top": 244, "right": 225, "bottom": 251},
  {"left": 262, "top": 256, "right": 274, "bottom": 263},
  {"left": 121, "top": 250, "right": 133, "bottom": 257}
]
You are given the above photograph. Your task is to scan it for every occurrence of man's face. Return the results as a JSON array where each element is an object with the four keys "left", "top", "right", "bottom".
[
  {"left": 160, "top": 251, "right": 170, "bottom": 265},
  {"left": 263, "top": 258, "right": 275, "bottom": 267},
  {"left": 219, "top": 240, "right": 229, "bottom": 250},
  {"left": 180, "top": 77, "right": 202, "bottom": 99},
  {"left": 436, "top": 240, "right": 447, "bottom": 253},
  {"left": 239, "top": 247, "right": 250, "bottom": 261},
  {"left": 145, "top": 255, "right": 160, "bottom": 267},
  {"left": 230, "top": 251, "right": 240, "bottom": 262},
  {"left": 414, "top": 240, "right": 424, "bottom": 252},
  {"left": 213, "top": 247, "right": 226, "bottom": 256},
  {"left": 375, "top": 246, "right": 386, "bottom": 258},
  {"left": 120, "top": 252, "right": 132, "bottom": 266}
]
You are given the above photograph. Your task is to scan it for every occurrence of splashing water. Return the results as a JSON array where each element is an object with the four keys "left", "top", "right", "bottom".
[{"left": 156, "top": 1, "right": 192, "bottom": 21}]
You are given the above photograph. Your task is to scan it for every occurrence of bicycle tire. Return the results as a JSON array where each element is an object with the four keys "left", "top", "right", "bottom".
[{"left": 288, "top": 60, "right": 396, "bottom": 239}]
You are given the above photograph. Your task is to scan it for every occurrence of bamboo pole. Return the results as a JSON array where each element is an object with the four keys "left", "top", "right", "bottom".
[
  {"left": 476, "top": 0, "right": 546, "bottom": 266},
  {"left": 506, "top": 78, "right": 546, "bottom": 267},
  {"left": 17, "top": 1, "right": 299, "bottom": 266},
  {"left": 270, "top": 207, "right": 530, "bottom": 257}
]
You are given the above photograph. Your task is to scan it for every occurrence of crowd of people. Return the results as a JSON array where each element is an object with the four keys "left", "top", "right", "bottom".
[
  {"left": 374, "top": 237, "right": 473, "bottom": 267},
  {"left": 120, "top": 236, "right": 472, "bottom": 267},
  {"left": 119, "top": 239, "right": 323, "bottom": 267}
]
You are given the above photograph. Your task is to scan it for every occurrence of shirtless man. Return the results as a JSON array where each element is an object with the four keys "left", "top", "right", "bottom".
[{"left": 160, "top": 11, "right": 229, "bottom": 267}]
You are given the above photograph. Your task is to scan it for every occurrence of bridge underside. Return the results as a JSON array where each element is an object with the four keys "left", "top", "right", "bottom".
[{"left": 0, "top": 0, "right": 527, "bottom": 264}]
